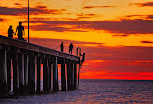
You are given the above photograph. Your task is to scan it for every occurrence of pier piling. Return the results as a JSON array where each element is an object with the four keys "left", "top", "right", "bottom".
[
  {"left": 12, "top": 52, "right": 19, "bottom": 95},
  {"left": 61, "top": 59, "right": 66, "bottom": 91},
  {"left": 48, "top": 58, "right": 52, "bottom": 91},
  {"left": 18, "top": 53, "right": 25, "bottom": 95},
  {"left": 0, "top": 49, "right": 8, "bottom": 95},
  {"left": 28, "top": 55, "right": 36, "bottom": 94},
  {"left": 43, "top": 58, "right": 49, "bottom": 92},
  {"left": 74, "top": 63, "right": 77, "bottom": 90},
  {"left": 53, "top": 57, "right": 59, "bottom": 91},
  {"left": 37, "top": 56, "right": 41, "bottom": 93},
  {"left": 24, "top": 54, "right": 29, "bottom": 94},
  {"left": 7, "top": 52, "right": 11, "bottom": 92},
  {"left": 67, "top": 62, "right": 71, "bottom": 90}
]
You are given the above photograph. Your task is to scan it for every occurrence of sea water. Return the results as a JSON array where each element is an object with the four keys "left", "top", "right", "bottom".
[{"left": 0, "top": 79, "right": 153, "bottom": 104}]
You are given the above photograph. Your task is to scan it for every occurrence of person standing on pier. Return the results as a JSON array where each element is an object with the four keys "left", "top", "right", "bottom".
[
  {"left": 69, "top": 43, "right": 73, "bottom": 54},
  {"left": 81, "top": 53, "right": 85, "bottom": 63},
  {"left": 16, "top": 22, "right": 25, "bottom": 40},
  {"left": 60, "top": 41, "right": 64, "bottom": 52},
  {"left": 8, "top": 25, "right": 15, "bottom": 38}
]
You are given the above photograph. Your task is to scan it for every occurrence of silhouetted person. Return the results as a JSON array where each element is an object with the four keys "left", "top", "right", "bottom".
[
  {"left": 8, "top": 25, "right": 15, "bottom": 38},
  {"left": 16, "top": 22, "right": 25, "bottom": 40},
  {"left": 81, "top": 53, "right": 85, "bottom": 63},
  {"left": 69, "top": 43, "right": 73, "bottom": 54},
  {"left": 60, "top": 41, "right": 64, "bottom": 52}
]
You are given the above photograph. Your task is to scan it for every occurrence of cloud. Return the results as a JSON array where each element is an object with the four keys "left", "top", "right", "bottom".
[
  {"left": 14, "top": 3, "right": 21, "bottom": 6},
  {"left": 76, "top": 13, "right": 99, "bottom": 20},
  {"left": 141, "top": 41, "right": 153, "bottom": 43},
  {"left": 130, "top": 2, "right": 153, "bottom": 7},
  {"left": 0, "top": 18, "right": 4, "bottom": 22},
  {"left": 113, "top": 34, "right": 129, "bottom": 37},
  {"left": 147, "top": 15, "right": 153, "bottom": 19},
  {"left": 122, "top": 15, "right": 153, "bottom": 20},
  {"left": 83, "top": 6, "right": 116, "bottom": 9},
  {"left": 27, "top": 24, "right": 87, "bottom": 32},
  {"left": 26, "top": 19, "right": 153, "bottom": 34},
  {"left": 0, "top": 6, "right": 66, "bottom": 16}
]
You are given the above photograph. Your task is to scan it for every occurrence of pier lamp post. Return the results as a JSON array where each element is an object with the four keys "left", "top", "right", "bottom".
[{"left": 28, "top": 0, "right": 29, "bottom": 43}]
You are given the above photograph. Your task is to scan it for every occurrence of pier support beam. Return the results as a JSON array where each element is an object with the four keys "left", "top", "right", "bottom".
[
  {"left": 28, "top": 55, "right": 36, "bottom": 94},
  {"left": 7, "top": 52, "right": 11, "bottom": 92},
  {"left": 53, "top": 57, "right": 59, "bottom": 91},
  {"left": 71, "top": 62, "right": 74, "bottom": 90},
  {"left": 0, "top": 49, "right": 8, "bottom": 95},
  {"left": 37, "top": 57, "right": 41, "bottom": 93},
  {"left": 74, "top": 63, "right": 77, "bottom": 90},
  {"left": 12, "top": 52, "right": 19, "bottom": 95},
  {"left": 67, "top": 62, "right": 71, "bottom": 90},
  {"left": 61, "top": 60, "right": 66, "bottom": 91},
  {"left": 18, "top": 53, "right": 25, "bottom": 95},
  {"left": 43, "top": 58, "right": 49, "bottom": 92},
  {"left": 24, "top": 54, "right": 29, "bottom": 94},
  {"left": 48, "top": 59, "right": 51, "bottom": 91}
]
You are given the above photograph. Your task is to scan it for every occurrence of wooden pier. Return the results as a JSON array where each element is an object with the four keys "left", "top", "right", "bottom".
[{"left": 0, "top": 35, "right": 81, "bottom": 96}]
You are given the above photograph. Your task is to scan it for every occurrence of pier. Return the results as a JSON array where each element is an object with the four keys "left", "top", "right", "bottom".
[{"left": 0, "top": 35, "right": 81, "bottom": 96}]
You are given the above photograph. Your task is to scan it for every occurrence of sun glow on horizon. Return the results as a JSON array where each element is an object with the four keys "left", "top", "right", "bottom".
[{"left": 0, "top": 0, "right": 153, "bottom": 80}]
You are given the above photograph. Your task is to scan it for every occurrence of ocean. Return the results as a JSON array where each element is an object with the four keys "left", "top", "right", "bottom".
[{"left": 0, "top": 79, "right": 153, "bottom": 104}]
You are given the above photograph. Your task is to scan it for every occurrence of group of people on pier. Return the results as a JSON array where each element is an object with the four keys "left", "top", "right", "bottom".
[
  {"left": 8, "top": 22, "right": 85, "bottom": 61},
  {"left": 8, "top": 22, "right": 25, "bottom": 40},
  {"left": 60, "top": 42, "right": 85, "bottom": 63},
  {"left": 60, "top": 42, "right": 73, "bottom": 54}
]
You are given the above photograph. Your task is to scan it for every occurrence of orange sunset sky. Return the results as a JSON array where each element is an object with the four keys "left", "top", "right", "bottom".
[{"left": 0, "top": 0, "right": 153, "bottom": 80}]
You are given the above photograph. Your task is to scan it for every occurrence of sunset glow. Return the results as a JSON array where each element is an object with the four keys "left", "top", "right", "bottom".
[{"left": 0, "top": 0, "right": 153, "bottom": 80}]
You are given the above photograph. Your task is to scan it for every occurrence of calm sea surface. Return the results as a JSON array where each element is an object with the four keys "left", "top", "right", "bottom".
[{"left": 0, "top": 79, "right": 153, "bottom": 104}]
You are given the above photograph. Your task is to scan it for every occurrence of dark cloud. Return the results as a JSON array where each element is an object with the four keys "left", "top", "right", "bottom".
[
  {"left": 26, "top": 19, "right": 153, "bottom": 34},
  {"left": 76, "top": 13, "right": 99, "bottom": 20},
  {"left": 141, "top": 41, "right": 153, "bottom": 43},
  {"left": 14, "top": 3, "right": 21, "bottom": 6},
  {"left": 130, "top": 2, "right": 153, "bottom": 7},
  {"left": 83, "top": 6, "right": 116, "bottom": 9},
  {"left": 0, "top": 6, "right": 66, "bottom": 16},
  {"left": 113, "top": 34, "right": 129, "bottom": 37},
  {"left": 27, "top": 24, "right": 87, "bottom": 32},
  {"left": 122, "top": 15, "right": 153, "bottom": 20},
  {"left": 0, "top": 18, "right": 4, "bottom": 22},
  {"left": 147, "top": 15, "right": 153, "bottom": 19}
]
